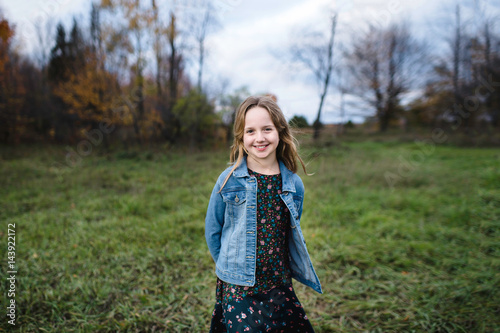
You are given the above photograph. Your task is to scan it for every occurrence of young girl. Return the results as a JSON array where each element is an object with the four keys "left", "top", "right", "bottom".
[{"left": 205, "top": 96, "right": 322, "bottom": 332}]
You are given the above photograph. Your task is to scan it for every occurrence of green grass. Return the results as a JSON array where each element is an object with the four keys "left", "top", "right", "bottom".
[{"left": 0, "top": 139, "right": 499, "bottom": 332}]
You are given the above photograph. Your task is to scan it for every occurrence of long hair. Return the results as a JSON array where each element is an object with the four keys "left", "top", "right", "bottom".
[{"left": 220, "top": 95, "right": 308, "bottom": 191}]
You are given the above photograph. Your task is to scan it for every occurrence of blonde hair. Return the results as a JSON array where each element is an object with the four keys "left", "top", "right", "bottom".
[{"left": 220, "top": 95, "right": 308, "bottom": 190}]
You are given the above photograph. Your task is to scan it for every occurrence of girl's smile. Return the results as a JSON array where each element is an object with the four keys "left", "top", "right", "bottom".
[{"left": 254, "top": 144, "right": 269, "bottom": 151}]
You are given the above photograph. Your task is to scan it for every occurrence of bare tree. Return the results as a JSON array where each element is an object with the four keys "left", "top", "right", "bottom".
[
  {"left": 185, "top": 0, "right": 220, "bottom": 92},
  {"left": 32, "top": 18, "right": 55, "bottom": 137},
  {"left": 452, "top": 5, "right": 462, "bottom": 108},
  {"left": 346, "top": 23, "right": 427, "bottom": 132},
  {"left": 166, "top": 11, "right": 182, "bottom": 110},
  {"left": 428, "top": 1, "right": 500, "bottom": 131},
  {"left": 335, "top": 67, "right": 348, "bottom": 135},
  {"left": 151, "top": 0, "right": 163, "bottom": 98},
  {"left": 289, "top": 14, "right": 338, "bottom": 139},
  {"left": 478, "top": 18, "right": 500, "bottom": 127},
  {"left": 33, "top": 18, "right": 55, "bottom": 69}
]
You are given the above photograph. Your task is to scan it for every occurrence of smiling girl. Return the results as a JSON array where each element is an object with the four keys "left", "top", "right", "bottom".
[{"left": 205, "top": 96, "right": 322, "bottom": 332}]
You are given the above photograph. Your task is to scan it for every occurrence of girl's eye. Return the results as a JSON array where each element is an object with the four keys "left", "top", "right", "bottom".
[
  {"left": 265, "top": 128, "right": 272, "bottom": 131},
  {"left": 246, "top": 130, "right": 254, "bottom": 134}
]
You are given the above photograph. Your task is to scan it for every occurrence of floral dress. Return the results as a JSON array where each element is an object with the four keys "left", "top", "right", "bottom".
[{"left": 209, "top": 169, "right": 314, "bottom": 333}]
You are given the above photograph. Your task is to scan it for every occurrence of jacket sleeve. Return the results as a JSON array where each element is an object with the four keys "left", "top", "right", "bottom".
[{"left": 205, "top": 177, "right": 226, "bottom": 263}]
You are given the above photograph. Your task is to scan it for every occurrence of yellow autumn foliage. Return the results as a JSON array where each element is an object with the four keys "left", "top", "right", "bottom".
[{"left": 53, "top": 54, "right": 134, "bottom": 127}]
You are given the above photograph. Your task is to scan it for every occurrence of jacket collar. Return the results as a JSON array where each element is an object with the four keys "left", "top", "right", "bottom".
[{"left": 233, "top": 156, "right": 296, "bottom": 193}]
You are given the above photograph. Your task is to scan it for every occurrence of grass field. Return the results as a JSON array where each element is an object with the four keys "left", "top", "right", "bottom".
[{"left": 1, "top": 135, "right": 499, "bottom": 332}]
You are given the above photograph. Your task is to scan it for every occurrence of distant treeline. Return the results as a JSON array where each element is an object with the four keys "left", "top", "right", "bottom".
[
  {"left": 0, "top": 1, "right": 237, "bottom": 148},
  {"left": 0, "top": 1, "right": 499, "bottom": 146}
]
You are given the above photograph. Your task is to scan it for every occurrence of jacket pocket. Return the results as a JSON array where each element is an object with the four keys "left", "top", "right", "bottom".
[
  {"left": 290, "top": 194, "right": 303, "bottom": 227},
  {"left": 221, "top": 190, "right": 247, "bottom": 223},
  {"left": 292, "top": 195, "right": 303, "bottom": 216}
]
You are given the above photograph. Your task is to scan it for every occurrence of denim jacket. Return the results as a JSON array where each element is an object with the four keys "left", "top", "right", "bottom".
[{"left": 205, "top": 157, "right": 322, "bottom": 294}]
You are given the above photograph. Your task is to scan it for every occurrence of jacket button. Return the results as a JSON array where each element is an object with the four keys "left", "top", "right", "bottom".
[{"left": 235, "top": 195, "right": 239, "bottom": 203}]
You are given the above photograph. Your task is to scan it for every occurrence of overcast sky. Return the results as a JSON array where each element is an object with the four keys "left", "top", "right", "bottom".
[{"left": 1, "top": 0, "right": 499, "bottom": 124}]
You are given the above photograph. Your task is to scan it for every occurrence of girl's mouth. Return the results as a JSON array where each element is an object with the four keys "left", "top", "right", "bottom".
[{"left": 254, "top": 144, "right": 269, "bottom": 151}]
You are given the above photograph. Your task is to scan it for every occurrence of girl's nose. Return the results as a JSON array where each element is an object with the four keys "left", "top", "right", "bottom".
[{"left": 256, "top": 131, "right": 265, "bottom": 141}]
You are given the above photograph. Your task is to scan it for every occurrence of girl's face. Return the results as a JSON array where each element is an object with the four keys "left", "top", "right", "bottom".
[{"left": 243, "top": 107, "right": 280, "bottom": 166}]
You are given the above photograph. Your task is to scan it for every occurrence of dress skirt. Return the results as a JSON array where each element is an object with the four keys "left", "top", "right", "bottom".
[{"left": 209, "top": 170, "right": 314, "bottom": 333}]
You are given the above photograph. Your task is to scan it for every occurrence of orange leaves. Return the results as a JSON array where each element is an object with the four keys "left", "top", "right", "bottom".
[
  {"left": 0, "top": 19, "right": 14, "bottom": 43},
  {"left": 140, "top": 107, "right": 164, "bottom": 139},
  {"left": 100, "top": 0, "right": 115, "bottom": 9},
  {"left": 102, "top": 0, "right": 155, "bottom": 31},
  {"left": 53, "top": 53, "right": 124, "bottom": 126},
  {"left": 0, "top": 18, "right": 15, "bottom": 70},
  {"left": 0, "top": 16, "right": 28, "bottom": 144}
]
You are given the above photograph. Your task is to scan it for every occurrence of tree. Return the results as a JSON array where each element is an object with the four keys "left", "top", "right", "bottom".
[
  {"left": 100, "top": 0, "right": 156, "bottom": 142},
  {"left": 163, "top": 10, "right": 185, "bottom": 143},
  {"left": 452, "top": 5, "right": 463, "bottom": 109},
  {"left": 90, "top": 3, "right": 104, "bottom": 65},
  {"left": 151, "top": 0, "right": 162, "bottom": 98},
  {"left": 0, "top": 15, "right": 23, "bottom": 143},
  {"left": 346, "top": 23, "right": 427, "bottom": 132},
  {"left": 173, "top": 89, "right": 216, "bottom": 150},
  {"left": 445, "top": 5, "right": 500, "bottom": 130},
  {"left": 47, "top": 19, "right": 86, "bottom": 85},
  {"left": 48, "top": 23, "right": 69, "bottom": 83},
  {"left": 413, "top": 3, "right": 500, "bottom": 132},
  {"left": 219, "top": 86, "right": 250, "bottom": 143},
  {"left": 289, "top": 115, "right": 309, "bottom": 128},
  {"left": 33, "top": 18, "right": 55, "bottom": 69},
  {"left": 95, "top": 0, "right": 190, "bottom": 144},
  {"left": 53, "top": 52, "right": 124, "bottom": 131},
  {"left": 166, "top": 11, "right": 183, "bottom": 107},
  {"left": 47, "top": 22, "right": 77, "bottom": 142},
  {"left": 289, "top": 14, "right": 338, "bottom": 139},
  {"left": 0, "top": 14, "right": 49, "bottom": 144},
  {"left": 32, "top": 18, "right": 54, "bottom": 138},
  {"left": 477, "top": 19, "right": 500, "bottom": 128},
  {"left": 187, "top": 0, "right": 220, "bottom": 92}
]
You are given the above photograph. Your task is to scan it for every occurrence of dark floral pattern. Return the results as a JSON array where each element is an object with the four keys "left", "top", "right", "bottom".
[{"left": 210, "top": 169, "right": 314, "bottom": 333}]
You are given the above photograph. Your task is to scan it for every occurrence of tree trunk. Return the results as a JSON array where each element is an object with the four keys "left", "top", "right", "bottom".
[
  {"left": 453, "top": 5, "right": 461, "bottom": 111},
  {"left": 382, "top": 33, "right": 397, "bottom": 132},
  {"left": 379, "top": 107, "right": 390, "bottom": 132},
  {"left": 197, "top": 39, "right": 204, "bottom": 91},
  {"left": 313, "top": 15, "right": 337, "bottom": 140},
  {"left": 313, "top": 91, "right": 327, "bottom": 140}
]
